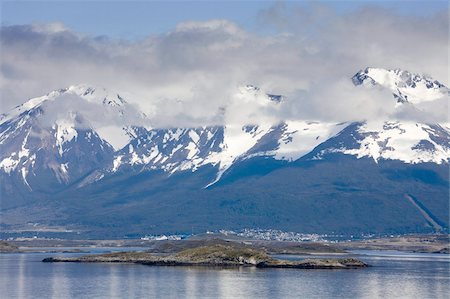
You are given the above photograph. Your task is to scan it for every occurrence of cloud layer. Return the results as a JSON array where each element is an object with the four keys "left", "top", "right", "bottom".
[{"left": 1, "top": 3, "right": 448, "bottom": 127}]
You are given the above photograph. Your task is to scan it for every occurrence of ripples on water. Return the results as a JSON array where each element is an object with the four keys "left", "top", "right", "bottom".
[{"left": 1, "top": 249, "right": 449, "bottom": 298}]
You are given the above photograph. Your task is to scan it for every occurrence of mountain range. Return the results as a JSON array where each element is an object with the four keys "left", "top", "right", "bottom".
[{"left": 1, "top": 67, "right": 449, "bottom": 238}]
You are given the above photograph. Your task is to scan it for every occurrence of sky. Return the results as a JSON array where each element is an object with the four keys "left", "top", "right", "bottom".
[
  {"left": 1, "top": 1, "right": 275, "bottom": 39},
  {"left": 0, "top": 0, "right": 448, "bottom": 127},
  {"left": 1, "top": 1, "right": 448, "bottom": 39}
]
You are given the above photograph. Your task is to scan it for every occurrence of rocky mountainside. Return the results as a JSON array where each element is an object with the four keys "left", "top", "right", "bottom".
[{"left": 0, "top": 68, "right": 448, "bottom": 237}]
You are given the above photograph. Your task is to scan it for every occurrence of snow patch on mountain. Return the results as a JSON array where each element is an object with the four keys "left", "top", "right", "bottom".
[
  {"left": 96, "top": 125, "right": 133, "bottom": 150},
  {"left": 0, "top": 128, "right": 31, "bottom": 174},
  {"left": 274, "top": 121, "right": 348, "bottom": 161},
  {"left": 219, "top": 124, "right": 271, "bottom": 168},
  {"left": 54, "top": 117, "right": 78, "bottom": 156}
]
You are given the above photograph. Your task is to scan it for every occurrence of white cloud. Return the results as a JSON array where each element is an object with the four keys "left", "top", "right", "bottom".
[
  {"left": 31, "top": 22, "right": 69, "bottom": 34},
  {"left": 0, "top": 3, "right": 448, "bottom": 128}
]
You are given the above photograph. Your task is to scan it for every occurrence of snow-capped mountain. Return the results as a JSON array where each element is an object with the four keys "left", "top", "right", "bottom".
[
  {"left": 1, "top": 67, "right": 449, "bottom": 237},
  {"left": 0, "top": 85, "right": 143, "bottom": 191},
  {"left": 104, "top": 84, "right": 347, "bottom": 185},
  {"left": 339, "top": 68, "right": 450, "bottom": 164},
  {"left": 1, "top": 67, "right": 449, "bottom": 193}
]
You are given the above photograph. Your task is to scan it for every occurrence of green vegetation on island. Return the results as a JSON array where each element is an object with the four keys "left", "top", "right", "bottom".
[{"left": 42, "top": 244, "right": 368, "bottom": 269}]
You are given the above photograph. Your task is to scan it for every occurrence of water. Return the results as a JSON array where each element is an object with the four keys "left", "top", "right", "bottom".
[{"left": 1, "top": 248, "right": 449, "bottom": 298}]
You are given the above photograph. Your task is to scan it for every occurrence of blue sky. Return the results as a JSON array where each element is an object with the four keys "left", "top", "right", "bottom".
[{"left": 1, "top": 1, "right": 448, "bottom": 39}]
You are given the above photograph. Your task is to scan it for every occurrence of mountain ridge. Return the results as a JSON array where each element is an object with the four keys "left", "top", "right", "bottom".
[{"left": 1, "top": 67, "right": 448, "bottom": 237}]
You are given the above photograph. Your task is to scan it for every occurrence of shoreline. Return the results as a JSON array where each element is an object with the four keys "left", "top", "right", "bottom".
[{"left": 2, "top": 233, "right": 448, "bottom": 255}]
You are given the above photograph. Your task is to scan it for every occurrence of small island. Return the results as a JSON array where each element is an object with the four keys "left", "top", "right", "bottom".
[{"left": 42, "top": 244, "right": 368, "bottom": 269}]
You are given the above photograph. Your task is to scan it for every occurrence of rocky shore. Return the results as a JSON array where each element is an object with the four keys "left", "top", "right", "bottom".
[
  {"left": 0, "top": 240, "right": 87, "bottom": 253},
  {"left": 42, "top": 244, "right": 368, "bottom": 269},
  {"left": 336, "top": 234, "right": 450, "bottom": 254},
  {"left": 0, "top": 240, "right": 20, "bottom": 253}
]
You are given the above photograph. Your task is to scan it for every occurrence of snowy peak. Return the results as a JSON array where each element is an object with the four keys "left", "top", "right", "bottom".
[
  {"left": 0, "top": 84, "right": 145, "bottom": 189},
  {"left": 1, "top": 84, "right": 147, "bottom": 150},
  {"left": 64, "top": 84, "right": 128, "bottom": 108},
  {"left": 240, "top": 85, "right": 285, "bottom": 104},
  {"left": 0, "top": 106, "right": 114, "bottom": 189},
  {"left": 0, "top": 84, "right": 131, "bottom": 126},
  {"left": 352, "top": 67, "right": 448, "bottom": 104}
]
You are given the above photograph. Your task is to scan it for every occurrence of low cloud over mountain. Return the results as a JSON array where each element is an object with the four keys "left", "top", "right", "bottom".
[{"left": 1, "top": 3, "right": 447, "bottom": 128}]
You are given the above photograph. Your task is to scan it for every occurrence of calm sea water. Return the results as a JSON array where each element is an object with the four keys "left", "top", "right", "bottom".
[{"left": 1, "top": 248, "right": 449, "bottom": 298}]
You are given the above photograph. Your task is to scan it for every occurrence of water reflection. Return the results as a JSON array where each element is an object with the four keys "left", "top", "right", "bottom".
[
  {"left": 51, "top": 263, "right": 69, "bottom": 298},
  {"left": 17, "top": 254, "right": 25, "bottom": 299},
  {"left": 183, "top": 267, "right": 200, "bottom": 298},
  {"left": 0, "top": 251, "right": 449, "bottom": 298}
]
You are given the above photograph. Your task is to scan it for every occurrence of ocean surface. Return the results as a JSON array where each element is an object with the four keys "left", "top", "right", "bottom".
[{"left": 1, "top": 248, "right": 449, "bottom": 298}]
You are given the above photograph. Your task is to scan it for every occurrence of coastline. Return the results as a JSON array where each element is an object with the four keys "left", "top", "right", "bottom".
[{"left": 2, "top": 233, "right": 448, "bottom": 255}]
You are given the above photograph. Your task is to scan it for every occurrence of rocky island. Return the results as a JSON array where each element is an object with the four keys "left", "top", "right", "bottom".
[{"left": 42, "top": 244, "right": 368, "bottom": 269}]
